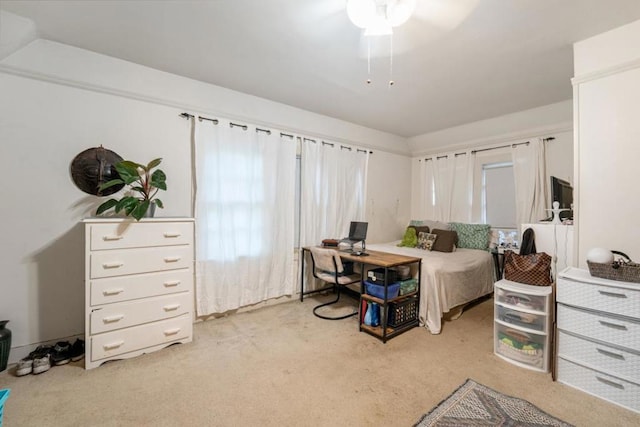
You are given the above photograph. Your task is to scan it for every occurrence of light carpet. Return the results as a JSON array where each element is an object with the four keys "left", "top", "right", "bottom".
[{"left": 414, "top": 379, "right": 573, "bottom": 427}]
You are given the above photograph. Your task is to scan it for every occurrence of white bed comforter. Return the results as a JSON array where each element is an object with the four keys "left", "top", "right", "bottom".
[{"left": 366, "top": 242, "right": 494, "bottom": 334}]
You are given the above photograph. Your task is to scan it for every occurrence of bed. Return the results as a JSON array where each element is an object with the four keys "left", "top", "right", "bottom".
[{"left": 366, "top": 241, "right": 494, "bottom": 334}]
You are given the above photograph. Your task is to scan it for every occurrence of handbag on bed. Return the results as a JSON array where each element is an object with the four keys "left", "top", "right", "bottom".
[{"left": 503, "top": 250, "right": 552, "bottom": 286}]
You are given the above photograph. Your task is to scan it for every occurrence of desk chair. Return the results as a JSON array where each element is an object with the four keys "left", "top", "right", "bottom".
[{"left": 309, "top": 247, "right": 361, "bottom": 320}]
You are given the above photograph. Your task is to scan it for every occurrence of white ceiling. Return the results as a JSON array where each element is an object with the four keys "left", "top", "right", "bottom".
[{"left": 3, "top": 0, "right": 640, "bottom": 138}]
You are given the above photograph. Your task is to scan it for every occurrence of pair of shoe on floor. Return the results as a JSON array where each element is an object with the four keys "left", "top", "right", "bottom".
[{"left": 16, "top": 338, "right": 84, "bottom": 376}]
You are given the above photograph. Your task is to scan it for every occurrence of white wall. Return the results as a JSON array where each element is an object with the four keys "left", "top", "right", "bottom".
[
  {"left": 573, "top": 19, "right": 640, "bottom": 267},
  {"left": 366, "top": 151, "right": 412, "bottom": 243},
  {"left": 407, "top": 100, "right": 573, "bottom": 156},
  {"left": 0, "top": 38, "right": 412, "bottom": 361}
]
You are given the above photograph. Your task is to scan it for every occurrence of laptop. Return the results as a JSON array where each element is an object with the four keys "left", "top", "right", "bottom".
[{"left": 341, "top": 221, "right": 368, "bottom": 246}]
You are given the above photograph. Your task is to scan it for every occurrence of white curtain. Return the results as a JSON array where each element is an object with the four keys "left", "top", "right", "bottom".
[
  {"left": 450, "top": 152, "right": 475, "bottom": 223},
  {"left": 432, "top": 155, "right": 454, "bottom": 221},
  {"left": 300, "top": 140, "right": 369, "bottom": 247},
  {"left": 512, "top": 138, "right": 547, "bottom": 229},
  {"left": 412, "top": 158, "right": 436, "bottom": 219},
  {"left": 417, "top": 152, "right": 474, "bottom": 223},
  {"left": 193, "top": 119, "right": 296, "bottom": 316}
]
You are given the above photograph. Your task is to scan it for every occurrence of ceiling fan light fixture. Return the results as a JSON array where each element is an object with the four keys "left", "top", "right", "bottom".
[
  {"left": 346, "top": 0, "right": 416, "bottom": 31},
  {"left": 363, "top": 14, "right": 393, "bottom": 36},
  {"left": 386, "top": 0, "right": 416, "bottom": 27},
  {"left": 346, "top": 0, "right": 377, "bottom": 29}
]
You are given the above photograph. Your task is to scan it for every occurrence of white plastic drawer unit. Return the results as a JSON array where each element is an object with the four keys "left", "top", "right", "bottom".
[
  {"left": 558, "top": 331, "right": 640, "bottom": 385},
  {"left": 557, "top": 267, "right": 640, "bottom": 414},
  {"left": 557, "top": 304, "right": 640, "bottom": 348},
  {"left": 89, "top": 221, "right": 193, "bottom": 250},
  {"left": 557, "top": 358, "right": 640, "bottom": 414},
  {"left": 557, "top": 276, "right": 640, "bottom": 319}
]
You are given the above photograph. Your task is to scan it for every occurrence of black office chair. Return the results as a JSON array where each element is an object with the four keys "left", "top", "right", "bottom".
[{"left": 309, "top": 247, "right": 361, "bottom": 320}]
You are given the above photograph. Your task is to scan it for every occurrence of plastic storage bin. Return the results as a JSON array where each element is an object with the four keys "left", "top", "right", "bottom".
[
  {"left": 495, "top": 323, "right": 546, "bottom": 370},
  {"left": 366, "top": 268, "right": 398, "bottom": 285},
  {"left": 496, "top": 306, "right": 545, "bottom": 332},
  {"left": 398, "top": 278, "right": 417, "bottom": 295},
  {"left": 364, "top": 280, "right": 400, "bottom": 299},
  {"left": 494, "top": 286, "right": 546, "bottom": 312},
  {"left": 387, "top": 296, "right": 418, "bottom": 327},
  {"left": 0, "top": 388, "right": 9, "bottom": 427}
]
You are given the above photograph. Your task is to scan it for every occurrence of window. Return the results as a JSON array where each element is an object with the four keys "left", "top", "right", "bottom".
[
  {"left": 203, "top": 149, "right": 265, "bottom": 260},
  {"left": 482, "top": 162, "right": 516, "bottom": 228}
]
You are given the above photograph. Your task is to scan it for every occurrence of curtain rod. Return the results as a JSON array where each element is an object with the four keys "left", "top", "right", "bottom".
[
  {"left": 181, "top": 113, "right": 372, "bottom": 152},
  {"left": 471, "top": 140, "right": 529, "bottom": 154},
  {"left": 420, "top": 137, "right": 557, "bottom": 161}
]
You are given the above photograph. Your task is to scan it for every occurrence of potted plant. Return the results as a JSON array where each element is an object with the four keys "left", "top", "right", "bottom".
[{"left": 96, "top": 158, "right": 167, "bottom": 221}]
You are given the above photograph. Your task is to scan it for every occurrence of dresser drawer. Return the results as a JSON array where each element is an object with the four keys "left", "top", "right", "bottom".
[
  {"left": 90, "top": 314, "right": 191, "bottom": 362},
  {"left": 494, "top": 281, "right": 549, "bottom": 313},
  {"left": 557, "top": 358, "right": 640, "bottom": 413},
  {"left": 89, "top": 221, "right": 193, "bottom": 250},
  {"left": 557, "top": 304, "right": 640, "bottom": 351},
  {"left": 495, "top": 323, "right": 546, "bottom": 370},
  {"left": 557, "top": 277, "right": 640, "bottom": 318},
  {"left": 90, "top": 269, "right": 192, "bottom": 305},
  {"left": 558, "top": 331, "right": 640, "bottom": 384},
  {"left": 90, "top": 292, "right": 191, "bottom": 334},
  {"left": 90, "top": 245, "right": 192, "bottom": 278},
  {"left": 496, "top": 305, "right": 547, "bottom": 332}
]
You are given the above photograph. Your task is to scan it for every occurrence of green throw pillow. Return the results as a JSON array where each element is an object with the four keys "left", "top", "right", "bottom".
[
  {"left": 449, "top": 222, "right": 491, "bottom": 250},
  {"left": 398, "top": 227, "right": 418, "bottom": 247}
]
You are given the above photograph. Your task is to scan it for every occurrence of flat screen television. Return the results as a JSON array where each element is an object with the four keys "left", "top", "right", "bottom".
[{"left": 550, "top": 176, "right": 573, "bottom": 220}]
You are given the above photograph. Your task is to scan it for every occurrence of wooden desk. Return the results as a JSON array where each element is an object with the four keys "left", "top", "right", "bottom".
[{"left": 300, "top": 247, "right": 422, "bottom": 342}]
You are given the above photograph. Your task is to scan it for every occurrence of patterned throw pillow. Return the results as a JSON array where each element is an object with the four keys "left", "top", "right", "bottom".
[
  {"left": 449, "top": 222, "right": 491, "bottom": 250},
  {"left": 417, "top": 232, "right": 437, "bottom": 251}
]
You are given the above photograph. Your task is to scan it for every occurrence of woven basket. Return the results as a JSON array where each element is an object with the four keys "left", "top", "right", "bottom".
[{"left": 587, "top": 260, "right": 640, "bottom": 283}]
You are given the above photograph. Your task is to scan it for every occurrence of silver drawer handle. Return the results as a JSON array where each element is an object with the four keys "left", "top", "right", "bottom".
[
  {"left": 103, "top": 288, "right": 124, "bottom": 296},
  {"left": 598, "top": 290, "right": 628, "bottom": 299},
  {"left": 164, "top": 328, "right": 181, "bottom": 336},
  {"left": 596, "top": 376, "right": 625, "bottom": 390},
  {"left": 596, "top": 348, "right": 625, "bottom": 360},
  {"left": 103, "top": 340, "right": 124, "bottom": 350},
  {"left": 103, "top": 314, "right": 125, "bottom": 323},
  {"left": 163, "top": 280, "right": 181, "bottom": 287},
  {"left": 164, "top": 257, "right": 181, "bottom": 263},
  {"left": 164, "top": 232, "right": 182, "bottom": 238},
  {"left": 599, "top": 320, "right": 628, "bottom": 330},
  {"left": 102, "top": 262, "right": 124, "bottom": 269},
  {"left": 102, "top": 235, "right": 123, "bottom": 241},
  {"left": 163, "top": 304, "right": 181, "bottom": 312}
]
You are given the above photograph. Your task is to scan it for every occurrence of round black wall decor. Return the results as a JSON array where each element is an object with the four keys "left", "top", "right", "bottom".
[{"left": 70, "top": 146, "right": 124, "bottom": 196}]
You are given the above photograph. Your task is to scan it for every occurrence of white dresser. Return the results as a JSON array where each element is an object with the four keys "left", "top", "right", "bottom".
[
  {"left": 84, "top": 218, "right": 194, "bottom": 369},
  {"left": 556, "top": 267, "right": 640, "bottom": 413}
]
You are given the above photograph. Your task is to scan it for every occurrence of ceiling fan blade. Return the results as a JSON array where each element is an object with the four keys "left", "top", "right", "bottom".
[{"left": 412, "top": 0, "right": 480, "bottom": 31}]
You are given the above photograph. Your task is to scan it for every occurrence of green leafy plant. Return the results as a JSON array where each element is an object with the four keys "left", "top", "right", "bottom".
[{"left": 96, "top": 158, "right": 167, "bottom": 221}]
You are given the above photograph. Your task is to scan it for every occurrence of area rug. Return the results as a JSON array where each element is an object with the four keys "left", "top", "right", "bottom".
[{"left": 414, "top": 379, "right": 573, "bottom": 427}]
